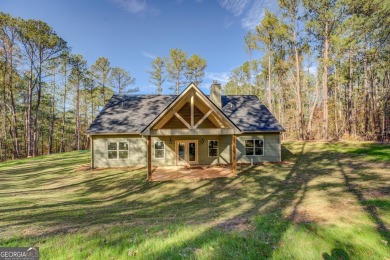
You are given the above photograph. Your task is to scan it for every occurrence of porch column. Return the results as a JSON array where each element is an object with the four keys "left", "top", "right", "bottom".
[
  {"left": 232, "top": 134, "right": 237, "bottom": 176},
  {"left": 147, "top": 135, "right": 152, "bottom": 181}
]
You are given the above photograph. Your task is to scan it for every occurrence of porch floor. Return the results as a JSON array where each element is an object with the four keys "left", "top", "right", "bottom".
[{"left": 151, "top": 165, "right": 234, "bottom": 181}]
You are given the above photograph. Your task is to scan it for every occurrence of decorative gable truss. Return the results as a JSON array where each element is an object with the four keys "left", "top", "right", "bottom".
[{"left": 142, "top": 83, "right": 241, "bottom": 136}]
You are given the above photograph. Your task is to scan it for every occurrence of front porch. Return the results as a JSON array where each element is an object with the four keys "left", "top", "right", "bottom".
[
  {"left": 142, "top": 84, "right": 241, "bottom": 181},
  {"left": 151, "top": 165, "right": 234, "bottom": 181},
  {"left": 147, "top": 135, "right": 237, "bottom": 181}
]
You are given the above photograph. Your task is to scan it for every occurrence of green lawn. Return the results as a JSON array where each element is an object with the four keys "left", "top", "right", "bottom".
[{"left": 0, "top": 142, "right": 389, "bottom": 259}]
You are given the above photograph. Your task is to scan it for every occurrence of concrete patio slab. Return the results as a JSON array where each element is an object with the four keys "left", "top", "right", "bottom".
[{"left": 151, "top": 165, "right": 234, "bottom": 181}]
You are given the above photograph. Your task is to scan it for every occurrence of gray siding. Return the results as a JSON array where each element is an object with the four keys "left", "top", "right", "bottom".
[
  {"left": 92, "top": 135, "right": 147, "bottom": 168},
  {"left": 152, "top": 135, "right": 232, "bottom": 166},
  {"left": 91, "top": 133, "right": 281, "bottom": 168},
  {"left": 236, "top": 133, "right": 281, "bottom": 163}
]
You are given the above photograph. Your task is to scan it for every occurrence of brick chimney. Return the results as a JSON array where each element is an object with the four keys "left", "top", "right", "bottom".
[{"left": 210, "top": 80, "right": 222, "bottom": 108}]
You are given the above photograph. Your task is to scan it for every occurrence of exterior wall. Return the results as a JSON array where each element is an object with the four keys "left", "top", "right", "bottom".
[
  {"left": 152, "top": 135, "right": 231, "bottom": 166},
  {"left": 236, "top": 133, "right": 281, "bottom": 163},
  {"left": 92, "top": 135, "right": 147, "bottom": 168},
  {"left": 91, "top": 133, "right": 281, "bottom": 168}
]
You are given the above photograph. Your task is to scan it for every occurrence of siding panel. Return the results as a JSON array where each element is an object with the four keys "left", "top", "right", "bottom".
[
  {"left": 236, "top": 134, "right": 281, "bottom": 163},
  {"left": 152, "top": 135, "right": 227, "bottom": 166},
  {"left": 93, "top": 135, "right": 147, "bottom": 168},
  {"left": 92, "top": 133, "right": 281, "bottom": 168}
]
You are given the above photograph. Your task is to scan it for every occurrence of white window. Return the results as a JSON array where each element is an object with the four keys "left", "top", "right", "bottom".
[
  {"left": 154, "top": 141, "right": 165, "bottom": 159},
  {"left": 208, "top": 140, "right": 218, "bottom": 157},
  {"left": 245, "top": 139, "right": 264, "bottom": 156},
  {"left": 108, "top": 142, "right": 129, "bottom": 159}
]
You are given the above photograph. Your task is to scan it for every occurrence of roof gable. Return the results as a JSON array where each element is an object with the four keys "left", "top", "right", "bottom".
[{"left": 142, "top": 83, "right": 241, "bottom": 135}]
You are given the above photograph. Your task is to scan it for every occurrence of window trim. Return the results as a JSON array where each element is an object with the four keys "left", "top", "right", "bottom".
[
  {"left": 244, "top": 138, "right": 264, "bottom": 156},
  {"left": 154, "top": 141, "right": 165, "bottom": 159},
  {"left": 208, "top": 140, "right": 219, "bottom": 158},
  {"left": 107, "top": 141, "right": 129, "bottom": 160}
]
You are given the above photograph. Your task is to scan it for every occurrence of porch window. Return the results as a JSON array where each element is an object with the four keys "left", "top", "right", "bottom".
[
  {"left": 108, "top": 142, "right": 129, "bottom": 159},
  {"left": 208, "top": 140, "right": 218, "bottom": 157},
  {"left": 154, "top": 141, "right": 165, "bottom": 159},
  {"left": 245, "top": 139, "right": 264, "bottom": 156}
]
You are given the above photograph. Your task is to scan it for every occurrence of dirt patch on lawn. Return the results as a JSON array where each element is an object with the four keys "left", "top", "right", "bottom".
[
  {"left": 216, "top": 217, "right": 252, "bottom": 232},
  {"left": 288, "top": 210, "right": 326, "bottom": 224},
  {"left": 76, "top": 164, "right": 91, "bottom": 171},
  {"left": 366, "top": 187, "right": 390, "bottom": 198}
]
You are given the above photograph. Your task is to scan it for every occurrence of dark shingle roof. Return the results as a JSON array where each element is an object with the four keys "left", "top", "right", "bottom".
[
  {"left": 221, "top": 95, "right": 285, "bottom": 132},
  {"left": 87, "top": 95, "right": 177, "bottom": 134},
  {"left": 87, "top": 94, "right": 285, "bottom": 134}
]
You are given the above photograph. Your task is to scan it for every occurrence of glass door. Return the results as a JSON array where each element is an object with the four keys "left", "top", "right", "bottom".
[
  {"left": 188, "top": 142, "right": 197, "bottom": 164},
  {"left": 177, "top": 142, "right": 186, "bottom": 165},
  {"left": 175, "top": 140, "right": 198, "bottom": 165}
]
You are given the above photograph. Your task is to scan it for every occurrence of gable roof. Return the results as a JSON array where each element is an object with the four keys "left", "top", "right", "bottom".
[
  {"left": 87, "top": 87, "right": 285, "bottom": 135},
  {"left": 141, "top": 83, "right": 241, "bottom": 134}
]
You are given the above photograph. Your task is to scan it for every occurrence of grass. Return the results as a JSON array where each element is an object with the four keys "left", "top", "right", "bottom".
[{"left": 0, "top": 142, "right": 389, "bottom": 259}]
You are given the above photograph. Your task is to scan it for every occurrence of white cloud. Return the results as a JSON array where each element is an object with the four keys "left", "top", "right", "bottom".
[
  {"left": 205, "top": 71, "right": 230, "bottom": 84},
  {"left": 141, "top": 51, "right": 156, "bottom": 60},
  {"left": 241, "top": 0, "right": 265, "bottom": 30},
  {"left": 240, "top": 0, "right": 280, "bottom": 30},
  {"left": 217, "top": 0, "right": 250, "bottom": 16},
  {"left": 111, "top": 0, "right": 158, "bottom": 15}
]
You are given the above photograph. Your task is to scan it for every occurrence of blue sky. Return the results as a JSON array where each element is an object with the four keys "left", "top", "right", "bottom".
[{"left": 0, "top": 0, "right": 279, "bottom": 94}]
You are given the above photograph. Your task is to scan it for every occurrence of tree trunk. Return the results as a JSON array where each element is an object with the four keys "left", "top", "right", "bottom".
[
  {"left": 374, "top": 76, "right": 379, "bottom": 138},
  {"left": 293, "top": 29, "right": 303, "bottom": 140},
  {"left": 33, "top": 50, "right": 43, "bottom": 156},
  {"left": 363, "top": 41, "right": 369, "bottom": 135},
  {"left": 8, "top": 49, "right": 21, "bottom": 158},
  {"left": 90, "top": 85, "right": 94, "bottom": 123},
  {"left": 347, "top": 49, "right": 353, "bottom": 136},
  {"left": 323, "top": 28, "right": 329, "bottom": 140},
  {"left": 48, "top": 69, "right": 56, "bottom": 154},
  {"left": 1, "top": 61, "right": 7, "bottom": 160},
  {"left": 307, "top": 75, "right": 319, "bottom": 140},
  {"left": 76, "top": 79, "right": 80, "bottom": 150},
  {"left": 268, "top": 44, "right": 272, "bottom": 113},
  {"left": 334, "top": 65, "right": 339, "bottom": 139},
  {"left": 60, "top": 63, "right": 67, "bottom": 153},
  {"left": 382, "top": 72, "right": 390, "bottom": 142},
  {"left": 26, "top": 64, "right": 33, "bottom": 157}
]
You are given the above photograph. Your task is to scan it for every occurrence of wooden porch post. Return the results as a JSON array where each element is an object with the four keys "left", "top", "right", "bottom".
[
  {"left": 232, "top": 134, "right": 237, "bottom": 176},
  {"left": 147, "top": 135, "right": 152, "bottom": 181}
]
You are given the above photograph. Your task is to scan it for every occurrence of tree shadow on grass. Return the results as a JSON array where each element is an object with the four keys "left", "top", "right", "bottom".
[
  {"left": 0, "top": 143, "right": 329, "bottom": 257},
  {"left": 1, "top": 143, "right": 388, "bottom": 258},
  {"left": 336, "top": 157, "right": 390, "bottom": 244},
  {"left": 322, "top": 248, "right": 350, "bottom": 260}
]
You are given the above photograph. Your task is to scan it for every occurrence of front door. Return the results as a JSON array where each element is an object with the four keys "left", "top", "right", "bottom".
[{"left": 175, "top": 140, "right": 198, "bottom": 165}]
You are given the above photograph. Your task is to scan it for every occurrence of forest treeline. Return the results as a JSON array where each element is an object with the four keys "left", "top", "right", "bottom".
[
  {"left": 1, "top": 0, "right": 389, "bottom": 161},
  {"left": 224, "top": 0, "right": 389, "bottom": 141},
  {"left": 0, "top": 13, "right": 140, "bottom": 160},
  {"left": 0, "top": 12, "right": 209, "bottom": 160}
]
